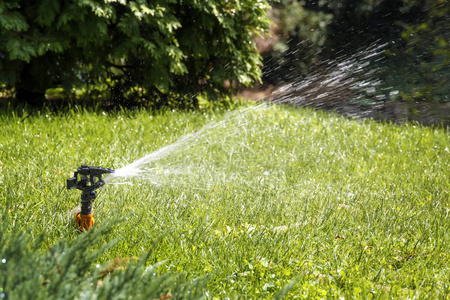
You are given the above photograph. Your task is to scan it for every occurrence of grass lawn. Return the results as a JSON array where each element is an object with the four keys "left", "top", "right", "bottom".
[{"left": 1, "top": 104, "right": 450, "bottom": 298}]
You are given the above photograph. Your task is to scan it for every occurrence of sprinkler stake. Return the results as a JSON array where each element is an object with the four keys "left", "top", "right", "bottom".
[{"left": 67, "top": 165, "right": 115, "bottom": 231}]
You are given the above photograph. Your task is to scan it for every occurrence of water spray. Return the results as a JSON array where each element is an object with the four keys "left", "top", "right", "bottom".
[{"left": 67, "top": 165, "right": 115, "bottom": 231}]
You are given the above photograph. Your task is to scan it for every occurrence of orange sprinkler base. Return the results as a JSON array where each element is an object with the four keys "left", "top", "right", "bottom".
[{"left": 76, "top": 213, "right": 95, "bottom": 231}]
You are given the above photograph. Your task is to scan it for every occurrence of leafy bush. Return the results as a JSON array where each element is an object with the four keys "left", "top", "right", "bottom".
[{"left": 0, "top": 0, "right": 271, "bottom": 107}]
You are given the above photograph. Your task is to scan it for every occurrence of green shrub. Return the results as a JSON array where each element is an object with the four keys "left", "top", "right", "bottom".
[
  {"left": 0, "top": 214, "right": 206, "bottom": 299},
  {"left": 0, "top": 0, "right": 271, "bottom": 107}
]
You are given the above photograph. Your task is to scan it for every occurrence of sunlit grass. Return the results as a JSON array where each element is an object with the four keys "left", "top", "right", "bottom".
[{"left": 1, "top": 104, "right": 449, "bottom": 298}]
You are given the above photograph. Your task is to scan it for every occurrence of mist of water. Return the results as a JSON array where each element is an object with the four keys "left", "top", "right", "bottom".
[
  {"left": 270, "top": 42, "right": 392, "bottom": 118},
  {"left": 106, "top": 43, "right": 394, "bottom": 186},
  {"left": 105, "top": 104, "right": 269, "bottom": 186}
]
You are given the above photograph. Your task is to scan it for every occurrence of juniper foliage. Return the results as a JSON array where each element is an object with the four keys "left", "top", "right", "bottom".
[{"left": 0, "top": 214, "right": 206, "bottom": 299}]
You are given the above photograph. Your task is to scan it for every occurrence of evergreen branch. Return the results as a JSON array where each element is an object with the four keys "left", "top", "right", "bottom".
[
  {"left": 97, "top": 256, "right": 139, "bottom": 280},
  {"left": 47, "top": 241, "right": 62, "bottom": 275}
]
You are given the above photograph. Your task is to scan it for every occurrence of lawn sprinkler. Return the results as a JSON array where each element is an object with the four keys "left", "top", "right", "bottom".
[{"left": 67, "top": 165, "right": 115, "bottom": 231}]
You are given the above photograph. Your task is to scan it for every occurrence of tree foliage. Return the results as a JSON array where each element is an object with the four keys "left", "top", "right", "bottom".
[{"left": 0, "top": 0, "right": 271, "bottom": 107}]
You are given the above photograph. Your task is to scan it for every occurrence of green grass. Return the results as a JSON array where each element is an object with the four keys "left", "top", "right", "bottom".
[{"left": 1, "top": 104, "right": 450, "bottom": 298}]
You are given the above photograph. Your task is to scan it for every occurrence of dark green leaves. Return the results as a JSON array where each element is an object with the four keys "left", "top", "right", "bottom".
[{"left": 0, "top": 0, "right": 271, "bottom": 107}]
